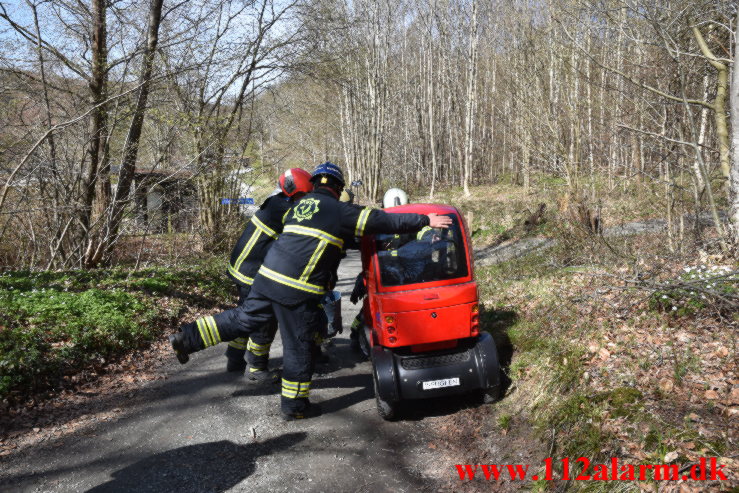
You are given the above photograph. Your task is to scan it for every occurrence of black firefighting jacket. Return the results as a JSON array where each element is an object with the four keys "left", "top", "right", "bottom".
[
  {"left": 227, "top": 193, "right": 293, "bottom": 288},
  {"left": 251, "top": 187, "right": 430, "bottom": 305}
]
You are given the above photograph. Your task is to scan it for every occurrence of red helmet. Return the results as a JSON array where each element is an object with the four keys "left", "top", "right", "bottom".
[{"left": 279, "top": 168, "right": 313, "bottom": 197}]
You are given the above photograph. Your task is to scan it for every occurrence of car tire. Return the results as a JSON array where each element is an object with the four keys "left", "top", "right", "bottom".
[
  {"left": 373, "top": 369, "right": 397, "bottom": 420},
  {"left": 481, "top": 384, "right": 501, "bottom": 404}
]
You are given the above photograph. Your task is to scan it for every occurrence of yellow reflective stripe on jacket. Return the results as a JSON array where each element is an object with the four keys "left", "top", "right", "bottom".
[
  {"left": 231, "top": 229, "right": 262, "bottom": 275},
  {"left": 247, "top": 338, "right": 271, "bottom": 356},
  {"left": 300, "top": 241, "right": 327, "bottom": 282},
  {"left": 251, "top": 215, "right": 278, "bottom": 239},
  {"left": 258, "top": 266, "right": 326, "bottom": 295},
  {"left": 227, "top": 264, "right": 254, "bottom": 285},
  {"left": 282, "top": 208, "right": 290, "bottom": 224},
  {"left": 205, "top": 316, "right": 221, "bottom": 344},
  {"left": 283, "top": 225, "right": 343, "bottom": 248},
  {"left": 355, "top": 208, "right": 372, "bottom": 237},
  {"left": 196, "top": 318, "right": 212, "bottom": 347},
  {"left": 416, "top": 226, "right": 432, "bottom": 240}
]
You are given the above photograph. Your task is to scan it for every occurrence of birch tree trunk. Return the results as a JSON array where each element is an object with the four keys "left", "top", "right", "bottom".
[
  {"left": 462, "top": 0, "right": 478, "bottom": 196},
  {"left": 692, "top": 26, "right": 731, "bottom": 192},
  {"left": 729, "top": 18, "right": 739, "bottom": 246}
]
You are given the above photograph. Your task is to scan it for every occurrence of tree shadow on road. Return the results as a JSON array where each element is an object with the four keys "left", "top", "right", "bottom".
[
  {"left": 313, "top": 337, "right": 368, "bottom": 375},
  {"left": 85, "top": 432, "right": 306, "bottom": 493},
  {"left": 313, "top": 373, "right": 374, "bottom": 414}
]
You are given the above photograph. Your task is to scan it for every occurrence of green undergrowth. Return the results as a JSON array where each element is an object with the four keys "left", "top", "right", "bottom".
[{"left": 0, "top": 256, "right": 231, "bottom": 401}]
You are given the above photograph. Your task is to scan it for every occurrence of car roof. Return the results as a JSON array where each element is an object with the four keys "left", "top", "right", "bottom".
[{"left": 383, "top": 203, "right": 460, "bottom": 215}]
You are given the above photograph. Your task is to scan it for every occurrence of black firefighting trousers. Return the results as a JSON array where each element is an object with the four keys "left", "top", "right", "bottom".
[
  {"left": 180, "top": 288, "right": 325, "bottom": 414},
  {"left": 224, "top": 285, "right": 278, "bottom": 372}
]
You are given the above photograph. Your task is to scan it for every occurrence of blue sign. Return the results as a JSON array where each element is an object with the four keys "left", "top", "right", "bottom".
[{"left": 221, "top": 198, "right": 255, "bottom": 205}]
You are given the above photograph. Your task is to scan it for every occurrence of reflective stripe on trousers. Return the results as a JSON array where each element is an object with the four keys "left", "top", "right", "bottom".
[
  {"left": 281, "top": 378, "right": 310, "bottom": 399},
  {"left": 247, "top": 338, "right": 271, "bottom": 356},
  {"left": 196, "top": 315, "right": 221, "bottom": 347},
  {"left": 228, "top": 337, "right": 248, "bottom": 350}
]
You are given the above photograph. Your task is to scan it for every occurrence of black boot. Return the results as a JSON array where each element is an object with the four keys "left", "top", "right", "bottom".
[
  {"left": 350, "top": 330, "right": 360, "bottom": 351},
  {"left": 169, "top": 332, "right": 189, "bottom": 364},
  {"left": 246, "top": 367, "right": 281, "bottom": 384},
  {"left": 282, "top": 402, "right": 322, "bottom": 421},
  {"left": 312, "top": 343, "right": 330, "bottom": 365},
  {"left": 225, "top": 346, "right": 247, "bottom": 373}
]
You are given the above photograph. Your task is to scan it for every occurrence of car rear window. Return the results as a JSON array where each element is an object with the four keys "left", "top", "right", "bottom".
[{"left": 375, "top": 214, "right": 468, "bottom": 286}]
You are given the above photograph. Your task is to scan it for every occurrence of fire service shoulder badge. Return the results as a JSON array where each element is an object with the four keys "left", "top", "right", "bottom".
[{"left": 292, "top": 198, "right": 320, "bottom": 223}]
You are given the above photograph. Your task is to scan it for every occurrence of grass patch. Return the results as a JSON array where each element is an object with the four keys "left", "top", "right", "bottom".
[
  {"left": 497, "top": 413, "right": 512, "bottom": 431},
  {"left": 0, "top": 256, "right": 232, "bottom": 401}
]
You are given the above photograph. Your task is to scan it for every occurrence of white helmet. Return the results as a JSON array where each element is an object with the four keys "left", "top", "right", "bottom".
[{"left": 383, "top": 188, "right": 408, "bottom": 208}]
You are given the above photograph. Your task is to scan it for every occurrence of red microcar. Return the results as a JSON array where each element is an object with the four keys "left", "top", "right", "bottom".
[{"left": 358, "top": 204, "right": 501, "bottom": 419}]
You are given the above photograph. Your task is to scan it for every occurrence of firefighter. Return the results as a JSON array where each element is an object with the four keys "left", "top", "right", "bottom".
[
  {"left": 169, "top": 162, "right": 452, "bottom": 420},
  {"left": 243, "top": 186, "right": 354, "bottom": 370},
  {"left": 349, "top": 188, "right": 410, "bottom": 352},
  {"left": 382, "top": 188, "right": 408, "bottom": 208},
  {"left": 197, "top": 168, "right": 313, "bottom": 380}
]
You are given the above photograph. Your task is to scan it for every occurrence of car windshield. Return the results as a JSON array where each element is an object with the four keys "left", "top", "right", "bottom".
[{"left": 375, "top": 214, "right": 468, "bottom": 286}]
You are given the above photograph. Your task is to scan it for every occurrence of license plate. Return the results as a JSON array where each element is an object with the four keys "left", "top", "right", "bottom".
[{"left": 422, "top": 377, "right": 460, "bottom": 390}]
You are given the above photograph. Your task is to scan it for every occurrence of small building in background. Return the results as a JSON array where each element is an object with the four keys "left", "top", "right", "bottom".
[{"left": 131, "top": 168, "right": 197, "bottom": 233}]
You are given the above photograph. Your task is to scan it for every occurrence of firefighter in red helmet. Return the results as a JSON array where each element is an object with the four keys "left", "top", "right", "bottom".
[
  {"left": 170, "top": 162, "right": 452, "bottom": 420},
  {"left": 215, "top": 168, "right": 312, "bottom": 379}
]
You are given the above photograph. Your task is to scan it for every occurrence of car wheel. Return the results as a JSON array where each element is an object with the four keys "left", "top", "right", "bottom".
[
  {"left": 481, "top": 384, "right": 501, "bottom": 404},
  {"left": 373, "top": 369, "right": 397, "bottom": 420}
]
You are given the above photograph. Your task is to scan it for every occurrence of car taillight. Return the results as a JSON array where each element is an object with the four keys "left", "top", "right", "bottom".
[
  {"left": 385, "top": 315, "right": 395, "bottom": 324},
  {"left": 387, "top": 326, "right": 396, "bottom": 334},
  {"left": 471, "top": 304, "right": 480, "bottom": 336},
  {"left": 388, "top": 336, "right": 397, "bottom": 344}
]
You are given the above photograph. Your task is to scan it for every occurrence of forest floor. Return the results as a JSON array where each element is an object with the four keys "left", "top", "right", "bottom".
[
  {"left": 1, "top": 180, "right": 737, "bottom": 491},
  {"left": 434, "top": 182, "right": 738, "bottom": 491}
]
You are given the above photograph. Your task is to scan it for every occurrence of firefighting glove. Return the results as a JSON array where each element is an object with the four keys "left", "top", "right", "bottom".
[{"left": 350, "top": 274, "right": 366, "bottom": 305}]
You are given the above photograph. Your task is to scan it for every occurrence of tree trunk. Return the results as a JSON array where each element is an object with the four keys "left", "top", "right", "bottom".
[
  {"left": 462, "top": 0, "right": 478, "bottom": 197},
  {"left": 84, "top": 0, "right": 165, "bottom": 267},
  {"left": 692, "top": 25, "right": 731, "bottom": 192},
  {"left": 729, "top": 18, "right": 739, "bottom": 246},
  {"left": 79, "top": 0, "right": 108, "bottom": 266}
]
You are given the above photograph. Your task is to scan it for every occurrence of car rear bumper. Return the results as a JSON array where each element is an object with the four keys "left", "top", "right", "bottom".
[{"left": 372, "top": 332, "right": 500, "bottom": 402}]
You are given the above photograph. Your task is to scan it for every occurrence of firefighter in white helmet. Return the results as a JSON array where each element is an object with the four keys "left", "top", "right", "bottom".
[
  {"left": 349, "top": 188, "right": 410, "bottom": 354},
  {"left": 382, "top": 188, "right": 408, "bottom": 208}
]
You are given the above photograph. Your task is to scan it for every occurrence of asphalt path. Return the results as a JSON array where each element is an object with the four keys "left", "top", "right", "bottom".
[{"left": 0, "top": 252, "right": 461, "bottom": 492}]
